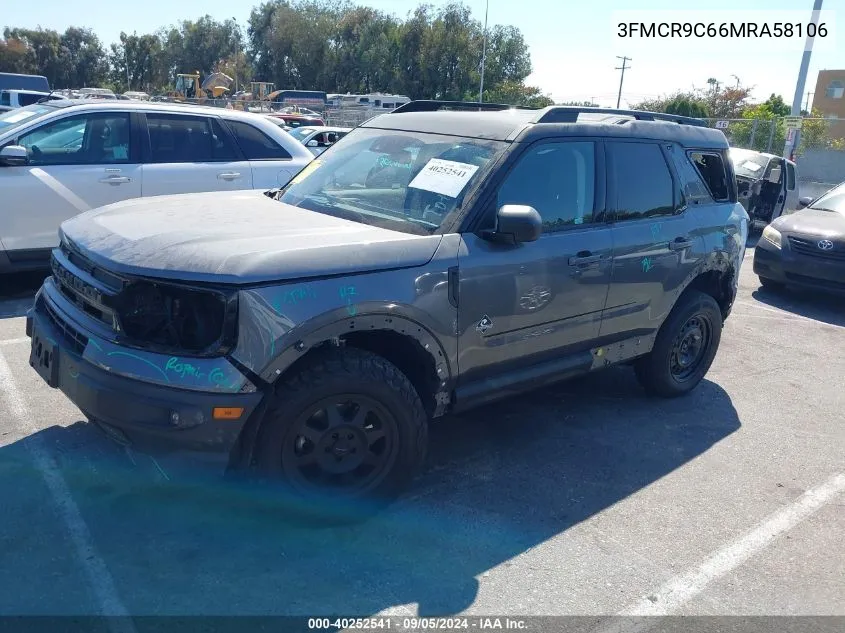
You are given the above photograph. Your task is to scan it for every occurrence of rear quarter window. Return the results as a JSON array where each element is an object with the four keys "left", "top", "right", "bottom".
[
  {"left": 227, "top": 120, "right": 292, "bottom": 160},
  {"left": 688, "top": 151, "right": 730, "bottom": 202}
]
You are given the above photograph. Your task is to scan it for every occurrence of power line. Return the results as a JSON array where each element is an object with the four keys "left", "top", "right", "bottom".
[{"left": 615, "top": 56, "right": 631, "bottom": 109}]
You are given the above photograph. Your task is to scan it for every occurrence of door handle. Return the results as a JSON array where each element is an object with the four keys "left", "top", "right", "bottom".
[
  {"left": 217, "top": 172, "right": 241, "bottom": 181},
  {"left": 568, "top": 252, "right": 602, "bottom": 266},
  {"left": 98, "top": 176, "right": 131, "bottom": 185},
  {"left": 668, "top": 238, "right": 694, "bottom": 251}
]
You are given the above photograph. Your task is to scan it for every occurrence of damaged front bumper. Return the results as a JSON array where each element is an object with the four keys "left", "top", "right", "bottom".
[{"left": 27, "top": 279, "right": 264, "bottom": 472}]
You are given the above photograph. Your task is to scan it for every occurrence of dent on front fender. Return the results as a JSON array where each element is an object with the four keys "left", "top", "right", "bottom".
[{"left": 230, "top": 235, "right": 462, "bottom": 383}]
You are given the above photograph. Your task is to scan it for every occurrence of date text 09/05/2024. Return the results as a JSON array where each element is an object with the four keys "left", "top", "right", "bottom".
[
  {"left": 618, "top": 22, "right": 828, "bottom": 39},
  {"left": 308, "top": 617, "right": 529, "bottom": 630}
]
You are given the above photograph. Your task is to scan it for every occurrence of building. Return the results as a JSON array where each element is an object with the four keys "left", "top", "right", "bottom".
[{"left": 811, "top": 69, "right": 845, "bottom": 140}]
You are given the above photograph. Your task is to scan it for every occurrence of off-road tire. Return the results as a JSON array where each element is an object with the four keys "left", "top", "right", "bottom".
[
  {"left": 634, "top": 290, "right": 722, "bottom": 398},
  {"left": 255, "top": 347, "right": 428, "bottom": 522}
]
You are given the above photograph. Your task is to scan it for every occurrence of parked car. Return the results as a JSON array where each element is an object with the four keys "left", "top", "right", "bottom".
[
  {"left": 123, "top": 91, "right": 151, "bottom": 101},
  {"left": 0, "top": 89, "right": 64, "bottom": 112},
  {"left": 728, "top": 148, "right": 799, "bottom": 229},
  {"left": 267, "top": 106, "right": 325, "bottom": 128},
  {"left": 26, "top": 101, "right": 746, "bottom": 521},
  {"left": 754, "top": 181, "right": 845, "bottom": 294},
  {"left": 287, "top": 126, "right": 352, "bottom": 155},
  {"left": 0, "top": 99, "right": 313, "bottom": 272}
]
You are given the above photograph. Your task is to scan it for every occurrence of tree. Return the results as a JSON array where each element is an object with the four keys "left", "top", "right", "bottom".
[
  {"left": 110, "top": 32, "right": 165, "bottom": 93},
  {"left": 664, "top": 95, "right": 709, "bottom": 118},
  {"left": 559, "top": 100, "right": 600, "bottom": 107},
  {"left": 0, "top": 35, "right": 36, "bottom": 74},
  {"left": 3, "top": 27, "right": 62, "bottom": 86},
  {"left": 797, "top": 108, "right": 830, "bottom": 153},
  {"left": 480, "top": 81, "right": 553, "bottom": 108},
  {"left": 58, "top": 28, "right": 108, "bottom": 88}
]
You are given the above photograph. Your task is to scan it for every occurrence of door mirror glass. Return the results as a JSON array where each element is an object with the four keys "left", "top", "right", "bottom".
[
  {"left": 307, "top": 139, "right": 319, "bottom": 147},
  {"left": 0, "top": 145, "right": 27, "bottom": 166},
  {"left": 482, "top": 205, "right": 543, "bottom": 244},
  {"left": 797, "top": 196, "right": 813, "bottom": 209}
]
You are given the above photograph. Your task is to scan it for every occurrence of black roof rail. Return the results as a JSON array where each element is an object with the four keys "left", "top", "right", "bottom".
[
  {"left": 535, "top": 106, "right": 707, "bottom": 127},
  {"left": 392, "top": 100, "right": 538, "bottom": 113}
]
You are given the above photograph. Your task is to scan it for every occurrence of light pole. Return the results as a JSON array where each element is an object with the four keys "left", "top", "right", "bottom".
[
  {"left": 478, "top": 0, "right": 489, "bottom": 103},
  {"left": 124, "top": 47, "right": 131, "bottom": 92},
  {"left": 783, "top": 0, "right": 824, "bottom": 160}
]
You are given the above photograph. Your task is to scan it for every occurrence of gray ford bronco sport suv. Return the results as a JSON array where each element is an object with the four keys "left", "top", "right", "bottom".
[{"left": 27, "top": 101, "right": 748, "bottom": 517}]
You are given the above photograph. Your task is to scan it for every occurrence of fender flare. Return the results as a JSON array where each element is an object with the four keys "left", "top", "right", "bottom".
[{"left": 257, "top": 304, "right": 454, "bottom": 396}]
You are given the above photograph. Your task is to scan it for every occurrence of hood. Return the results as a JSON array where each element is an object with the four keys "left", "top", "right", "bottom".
[
  {"left": 774, "top": 207, "right": 845, "bottom": 238},
  {"left": 60, "top": 191, "right": 443, "bottom": 284}
]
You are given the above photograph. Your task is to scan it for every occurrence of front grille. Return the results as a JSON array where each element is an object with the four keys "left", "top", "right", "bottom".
[
  {"left": 788, "top": 236, "right": 845, "bottom": 261},
  {"left": 51, "top": 252, "right": 117, "bottom": 328},
  {"left": 42, "top": 297, "right": 88, "bottom": 355},
  {"left": 60, "top": 241, "right": 125, "bottom": 291}
]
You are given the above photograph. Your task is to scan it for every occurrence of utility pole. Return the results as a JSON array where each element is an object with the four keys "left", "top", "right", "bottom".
[
  {"left": 784, "top": 0, "right": 824, "bottom": 160},
  {"left": 731, "top": 74, "right": 741, "bottom": 89},
  {"left": 478, "top": 0, "right": 489, "bottom": 103},
  {"left": 804, "top": 91, "right": 814, "bottom": 113},
  {"left": 615, "top": 56, "right": 630, "bottom": 109}
]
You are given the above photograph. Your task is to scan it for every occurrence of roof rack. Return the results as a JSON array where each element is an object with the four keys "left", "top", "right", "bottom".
[
  {"left": 392, "top": 100, "right": 538, "bottom": 113},
  {"left": 535, "top": 106, "right": 707, "bottom": 127}
]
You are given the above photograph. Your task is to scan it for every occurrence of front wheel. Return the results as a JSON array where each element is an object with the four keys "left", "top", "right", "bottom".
[
  {"left": 634, "top": 290, "right": 723, "bottom": 398},
  {"left": 255, "top": 348, "right": 428, "bottom": 522}
]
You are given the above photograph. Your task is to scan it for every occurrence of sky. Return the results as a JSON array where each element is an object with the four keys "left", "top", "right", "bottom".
[{"left": 2, "top": 0, "right": 842, "bottom": 110}]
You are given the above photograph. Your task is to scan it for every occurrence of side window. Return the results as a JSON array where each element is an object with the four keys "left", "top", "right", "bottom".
[
  {"left": 611, "top": 142, "right": 675, "bottom": 220},
  {"left": 146, "top": 114, "right": 238, "bottom": 163},
  {"left": 497, "top": 141, "right": 596, "bottom": 231},
  {"left": 688, "top": 151, "right": 730, "bottom": 201},
  {"left": 227, "top": 120, "right": 292, "bottom": 160},
  {"left": 17, "top": 113, "right": 131, "bottom": 166},
  {"left": 786, "top": 162, "right": 796, "bottom": 190},
  {"left": 0, "top": 92, "right": 10, "bottom": 107}
]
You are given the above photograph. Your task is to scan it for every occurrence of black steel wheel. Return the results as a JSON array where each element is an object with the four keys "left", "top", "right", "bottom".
[
  {"left": 255, "top": 348, "right": 428, "bottom": 521},
  {"left": 281, "top": 395, "right": 399, "bottom": 495},
  {"left": 635, "top": 290, "right": 723, "bottom": 398}
]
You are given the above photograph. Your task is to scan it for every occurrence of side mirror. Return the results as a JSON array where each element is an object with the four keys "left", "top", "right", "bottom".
[
  {"left": 481, "top": 205, "right": 543, "bottom": 245},
  {"left": 306, "top": 139, "right": 319, "bottom": 147},
  {"left": 797, "top": 196, "right": 813, "bottom": 209},
  {"left": 0, "top": 145, "right": 27, "bottom": 167}
]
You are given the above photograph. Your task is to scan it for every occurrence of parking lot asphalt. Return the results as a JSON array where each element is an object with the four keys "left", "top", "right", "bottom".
[{"left": 0, "top": 242, "right": 843, "bottom": 620}]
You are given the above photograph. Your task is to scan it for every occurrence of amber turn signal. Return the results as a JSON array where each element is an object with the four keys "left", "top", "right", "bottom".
[{"left": 212, "top": 407, "right": 244, "bottom": 420}]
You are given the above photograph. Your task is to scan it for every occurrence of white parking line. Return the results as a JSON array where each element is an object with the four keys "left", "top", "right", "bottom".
[
  {"left": 0, "top": 350, "right": 136, "bottom": 632},
  {"left": 591, "top": 473, "right": 845, "bottom": 633}
]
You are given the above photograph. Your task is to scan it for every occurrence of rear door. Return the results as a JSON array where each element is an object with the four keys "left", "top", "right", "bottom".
[
  {"left": 140, "top": 112, "right": 251, "bottom": 196},
  {"left": 224, "top": 119, "right": 303, "bottom": 188},
  {"left": 600, "top": 140, "right": 704, "bottom": 340},
  {"left": 0, "top": 111, "right": 141, "bottom": 252}
]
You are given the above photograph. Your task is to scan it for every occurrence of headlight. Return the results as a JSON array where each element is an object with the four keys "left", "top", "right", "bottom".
[
  {"left": 116, "top": 282, "right": 237, "bottom": 353},
  {"left": 762, "top": 225, "right": 782, "bottom": 249}
]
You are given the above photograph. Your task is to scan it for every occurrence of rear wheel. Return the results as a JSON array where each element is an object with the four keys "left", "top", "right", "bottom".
[
  {"left": 634, "top": 290, "right": 722, "bottom": 398},
  {"left": 255, "top": 348, "right": 428, "bottom": 522}
]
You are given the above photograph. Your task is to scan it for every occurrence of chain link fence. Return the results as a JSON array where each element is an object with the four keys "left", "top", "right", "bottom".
[{"left": 702, "top": 117, "right": 845, "bottom": 155}]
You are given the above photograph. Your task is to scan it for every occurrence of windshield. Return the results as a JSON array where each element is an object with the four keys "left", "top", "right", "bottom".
[
  {"left": 729, "top": 148, "right": 769, "bottom": 179},
  {"left": 807, "top": 183, "right": 845, "bottom": 214},
  {"left": 0, "top": 103, "right": 63, "bottom": 135},
  {"left": 279, "top": 128, "right": 507, "bottom": 235},
  {"left": 289, "top": 127, "right": 316, "bottom": 141}
]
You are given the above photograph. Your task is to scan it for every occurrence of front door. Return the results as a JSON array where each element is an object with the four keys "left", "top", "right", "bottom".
[
  {"left": 457, "top": 139, "right": 613, "bottom": 387},
  {"left": 141, "top": 113, "right": 252, "bottom": 196},
  {"left": 601, "top": 140, "right": 704, "bottom": 340},
  {"left": 0, "top": 111, "right": 141, "bottom": 252}
]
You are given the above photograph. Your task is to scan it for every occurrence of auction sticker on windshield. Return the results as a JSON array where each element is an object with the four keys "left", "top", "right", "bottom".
[
  {"left": 291, "top": 159, "right": 322, "bottom": 185},
  {"left": 408, "top": 158, "right": 480, "bottom": 198}
]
